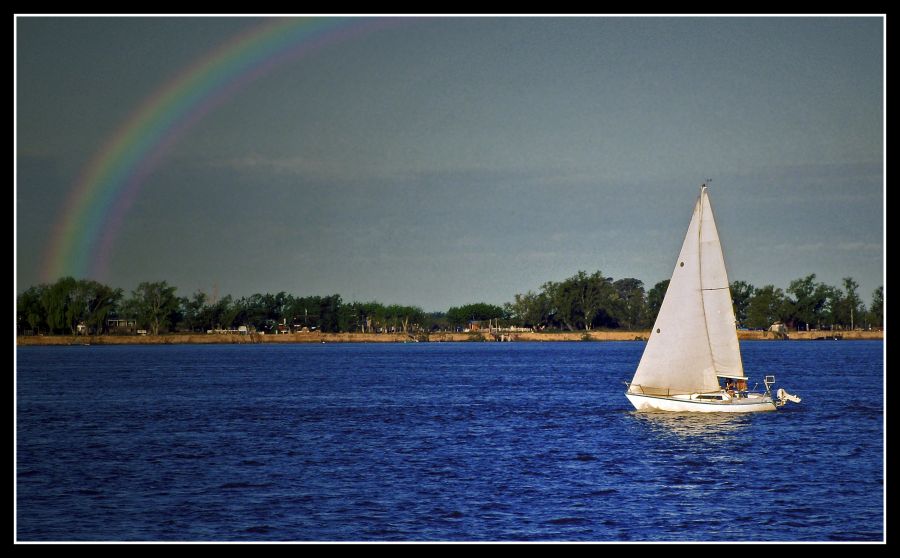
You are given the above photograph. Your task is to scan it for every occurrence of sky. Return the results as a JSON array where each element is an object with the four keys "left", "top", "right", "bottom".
[{"left": 15, "top": 15, "right": 884, "bottom": 312}]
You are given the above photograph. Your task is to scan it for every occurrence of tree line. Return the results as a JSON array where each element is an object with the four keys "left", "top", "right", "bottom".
[
  {"left": 503, "top": 271, "right": 882, "bottom": 333},
  {"left": 16, "top": 272, "right": 883, "bottom": 336}
]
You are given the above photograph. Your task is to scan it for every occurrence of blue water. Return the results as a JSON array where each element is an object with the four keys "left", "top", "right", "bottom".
[{"left": 16, "top": 341, "right": 883, "bottom": 541}]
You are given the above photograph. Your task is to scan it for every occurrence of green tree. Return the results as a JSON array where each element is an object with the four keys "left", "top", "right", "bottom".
[
  {"left": 239, "top": 293, "right": 271, "bottom": 331},
  {"left": 270, "top": 291, "right": 291, "bottom": 324},
  {"left": 868, "top": 286, "right": 883, "bottom": 328},
  {"left": 17, "top": 285, "right": 48, "bottom": 334},
  {"left": 546, "top": 271, "right": 616, "bottom": 331},
  {"left": 646, "top": 279, "right": 669, "bottom": 326},
  {"left": 216, "top": 295, "right": 241, "bottom": 330},
  {"left": 538, "top": 280, "right": 564, "bottom": 330},
  {"left": 551, "top": 274, "right": 582, "bottom": 331},
  {"left": 402, "top": 305, "right": 425, "bottom": 332},
  {"left": 447, "top": 303, "right": 505, "bottom": 330},
  {"left": 128, "top": 281, "right": 180, "bottom": 335},
  {"left": 382, "top": 304, "right": 425, "bottom": 333},
  {"left": 249, "top": 291, "right": 291, "bottom": 330},
  {"left": 612, "top": 278, "right": 647, "bottom": 330},
  {"left": 69, "top": 279, "right": 123, "bottom": 334},
  {"left": 506, "top": 290, "right": 551, "bottom": 329},
  {"left": 730, "top": 280, "right": 755, "bottom": 327},
  {"left": 346, "top": 301, "right": 383, "bottom": 332},
  {"left": 383, "top": 304, "right": 404, "bottom": 332},
  {"left": 41, "top": 276, "right": 77, "bottom": 334},
  {"left": 745, "top": 285, "right": 790, "bottom": 330},
  {"left": 317, "top": 294, "right": 344, "bottom": 332},
  {"left": 285, "top": 294, "right": 345, "bottom": 332},
  {"left": 830, "top": 277, "right": 864, "bottom": 330},
  {"left": 422, "top": 311, "right": 449, "bottom": 332},
  {"left": 576, "top": 271, "right": 614, "bottom": 330},
  {"left": 786, "top": 274, "right": 831, "bottom": 330},
  {"left": 181, "top": 291, "right": 208, "bottom": 332}
]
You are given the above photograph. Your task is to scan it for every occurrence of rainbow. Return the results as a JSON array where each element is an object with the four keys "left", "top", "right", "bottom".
[{"left": 41, "top": 16, "right": 401, "bottom": 283}]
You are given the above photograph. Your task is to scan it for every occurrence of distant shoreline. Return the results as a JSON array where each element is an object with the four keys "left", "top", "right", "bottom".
[{"left": 15, "top": 329, "right": 883, "bottom": 346}]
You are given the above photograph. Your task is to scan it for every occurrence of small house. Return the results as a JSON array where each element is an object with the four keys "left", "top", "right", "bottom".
[{"left": 107, "top": 318, "right": 137, "bottom": 335}]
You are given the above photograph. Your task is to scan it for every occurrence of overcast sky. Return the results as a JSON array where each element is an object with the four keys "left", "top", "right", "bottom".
[{"left": 15, "top": 15, "right": 884, "bottom": 311}]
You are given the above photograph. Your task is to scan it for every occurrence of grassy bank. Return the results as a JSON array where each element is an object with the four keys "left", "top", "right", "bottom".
[{"left": 15, "top": 329, "right": 883, "bottom": 346}]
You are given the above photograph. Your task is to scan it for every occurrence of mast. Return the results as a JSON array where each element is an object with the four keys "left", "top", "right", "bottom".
[{"left": 697, "top": 184, "right": 716, "bottom": 380}]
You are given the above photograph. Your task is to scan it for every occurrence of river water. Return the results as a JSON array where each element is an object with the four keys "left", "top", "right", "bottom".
[{"left": 16, "top": 341, "right": 884, "bottom": 541}]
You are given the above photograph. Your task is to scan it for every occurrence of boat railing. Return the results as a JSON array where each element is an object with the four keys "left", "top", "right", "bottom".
[{"left": 626, "top": 383, "right": 681, "bottom": 397}]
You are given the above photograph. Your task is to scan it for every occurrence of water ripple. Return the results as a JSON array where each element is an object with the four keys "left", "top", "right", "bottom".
[{"left": 16, "top": 341, "right": 883, "bottom": 541}]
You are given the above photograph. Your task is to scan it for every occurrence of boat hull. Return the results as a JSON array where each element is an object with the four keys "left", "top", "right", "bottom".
[{"left": 625, "top": 392, "right": 776, "bottom": 413}]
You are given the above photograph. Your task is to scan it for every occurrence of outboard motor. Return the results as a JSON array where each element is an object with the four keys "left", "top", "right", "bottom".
[
  {"left": 776, "top": 388, "right": 802, "bottom": 407},
  {"left": 765, "top": 375, "right": 801, "bottom": 408}
]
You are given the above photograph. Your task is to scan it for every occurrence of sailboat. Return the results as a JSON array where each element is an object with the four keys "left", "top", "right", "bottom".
[{"left": 625, "top": 184, "right": 800, "bottom": 413}]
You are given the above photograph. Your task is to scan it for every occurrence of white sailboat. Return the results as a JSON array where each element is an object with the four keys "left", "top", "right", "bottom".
[{"left": 625, "top": 184, "right": 800, "bottom": 413}]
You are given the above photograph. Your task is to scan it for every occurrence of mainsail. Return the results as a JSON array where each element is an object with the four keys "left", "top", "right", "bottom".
[{"left": 630, "top": 186, "right": 743, "bottom": 396}]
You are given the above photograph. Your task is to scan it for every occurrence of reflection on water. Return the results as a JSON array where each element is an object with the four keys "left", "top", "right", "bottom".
[{"left": 630, "top": 411, "right": 751, "bottom": 441}]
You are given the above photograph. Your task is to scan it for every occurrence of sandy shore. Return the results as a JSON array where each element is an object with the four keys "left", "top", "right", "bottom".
[{"left": 16, "top": 329, "right": 883, "bottom": 346}]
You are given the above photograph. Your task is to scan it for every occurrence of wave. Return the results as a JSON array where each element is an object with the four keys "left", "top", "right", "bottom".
[{"left": 218, "top": 481, "right": 274, "bottom": 490}]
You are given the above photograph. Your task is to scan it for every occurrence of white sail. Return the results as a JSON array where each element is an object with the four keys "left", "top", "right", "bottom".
[
  {"left": 630, "top": 185, "right": 747, "bottom": 395},
  {"left": 699, "top": 190, "right": 745, "bottom": 378},
  {"left": 630, "top": 188, "right": 721, "bottom": 395}
]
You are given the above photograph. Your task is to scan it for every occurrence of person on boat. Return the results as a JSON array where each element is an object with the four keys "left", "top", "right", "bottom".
[{"left": 725, "top": 379, "right": 735, "bottom": 398}]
